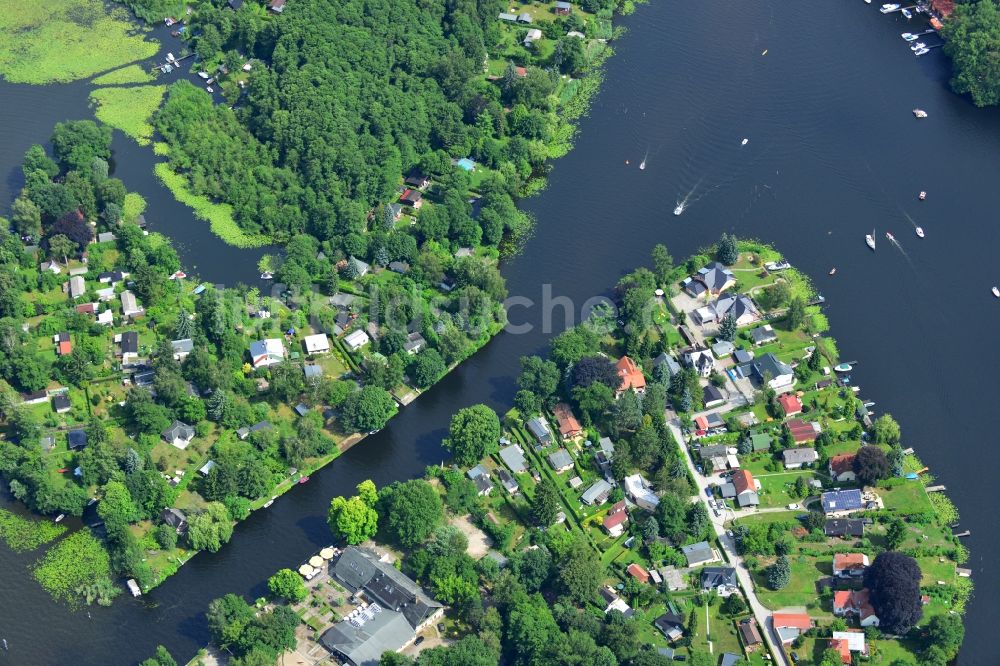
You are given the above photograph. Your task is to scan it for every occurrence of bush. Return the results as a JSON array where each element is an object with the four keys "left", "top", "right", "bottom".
[{"left": 154, "top": 523, "right": 177, "bottom": 550}]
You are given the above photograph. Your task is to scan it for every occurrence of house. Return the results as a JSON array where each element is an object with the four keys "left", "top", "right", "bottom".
[
  {"left": 738, "top": 352, "right": 794, "bottom": 390},
  {"left": 295, "top": 403, "right": 310, "bottom": 417},
  {"left": 303, "top": 333, "right": 330, "bottom": 354},
  {"left": 750, "top": 324, "right": 778, "bottom": 346},
  {"left": 614, "top": 356, "right": 646, "bottom": 397},
  {"left": 553, "top": 402, "right": 582, "bottom": 438},
  {"left": 772, "top": 612, "right": 813, "bottom": 644},
  {"left": 711, "top": 340, "right": 735, "bottom": 357},
  {"left": 681, "top": 262, "right": 736, "bottom": 298},
  {"left": 321, "top": 549, "right": 443, "bottom": 665},
  {"left": 498, "top": 11, "right": 518, "bottom": 21},
  {"left": 830, "top": 630, "right": 868, "bottom": 664},
  {"left": 527, "top": 417, "right": 553, "bottom": 445},
  {"left": 833, "top": 589, "right": 879, "bottom": 627},
  {"left": 67, "top": 429, "right": 88, "bottom": 450},
  {"left": 344, "top": 329, "right": 371, "bottom": 352},
  {"left": 347, "top": 256, "right": 370, "bottom": 277},
  {"left": 52, "top": 394, "right": 72, "bottom": 414},
  {"left": 555, "top": 1, "right": 572, "bottom": 15},
  {"left": 694, "top": 413, "right": 726, "bottom": 434},
  {"left": 388, "top": 260, "right": 409, "bottom": 274},
  {"left": 98, "top": 270, "right": 126, "bottom": 284},
  {"left": 269, "top": 0, "right": 285, "bottom": 12},
  {"left": 170, "top": 338, "right": 193, "bottom": 361},
  {"left": 403, "top": 331, "right": 426, "bottom": 355},
  {"left": 96, "top": 231, "right": 116, "bottom": 244},
  {"left": 404, "top": 170, "right": 430, "bottom": 189},
  {"left": 472, "top": 474, "right": 493, "bottom": 496},
  {"left": 497, "top": 469, "right": 519, "bottom": 495},
  {"left": 626, "top": 563, "right": 650, "bottom": 584},
  {"left": 601, "top": 587, "right": 634, "bottom": 618},
  {"left": 237, "top": 421, "right": 273, "bottom": 440},
  {"left": 694, "top": 294, "right": 760, "bottom": 326},
  {"left": 746, "top": 431, "right": 772, "bottom": 452},
  {"left": 833, "top": 553, "right": 870, "bottom": 578},
  {"left": 581, "top": 479, "right": 612, "bottom": 505},
  {"left": 825, "top": 518, "right": 865, "bottom": 538},
  {"left": 547, "top": 448, "right": 574, "bottom": 473},
  {"left": 654, "top": 613, "right": 686, "bottom": 642},
  {"left": 702, "top": 384, "right": 725, "bottom": 408},
  {"left": 778, "top": 393, "right": 802, "bottom": 416},
  {"left": 681, "top": 541, "right": 719, "bottom": 567},
  {"left": 602, "top": 501, "right": 629, "bottom": 536},
  {"left": 20, "top": 390, "right": 49, "bottom": 406},
  {"left": 68, "top": 275, "right": 86, "bottom": 299},
  {"left": 729, "top": 469, "right": 759, "bottom": 507},
  {"left": 598, "top": 436, "right": 615, "bottom": 458},
  {"left": 162, "top": 421, "right": 195, "bottom": 449},
  {"left": 523, "top": 28, "right": 543, "bottom": 46},
  {"left": 786, "top": 418, "right": 821, "bottom": 444},
  {"left": 53, "top": 332, "right": 72, "bottom": 356},
  {"left": 117, "top": 331, "right": 139, "bottom": 364},
  {"left": 120, "top": 290, "right": 144, "bottom": 317},
  {"left": 700, "top": 567, "right": 738, "bottom": 595},
  {"left": 161, "top": 508, "right": 188, "bottom": 533},
  {"left": 75, "top": 302, "right": 97, "bottom": 315},
  {"left": 250, "top": 338, "right": 285, "bottom": 368},
  {"left": 96, "top": 286, "right": 115, "bottom": 302},
  {"left": 499, "top": 443, "right": 528, "bottom": 473},
  {"left": 303, "top": 364, "right": 323, "bottom": 379},
  {"left": 199, "top": 460, "right": 217, "bottom": 476},
  {"left": 41, "top": 261, "right": 62, "bottom": 275},
  {"left": 739, "top": 618, "right": 763, "bottom": 652},
  {"left": 733, "top": 348, "right": 754, "bottom": 364},
  {"left": 399, "top": 189, "right": 423, "bottom": 208},
  {"left": 822, "top": 489, "right": 864, "bottom": 516},
  {"left": 720, "top": 654, "right": 742, "bottom": 666},
  {"left": 782, "top": 447, "right": 818, "bottom": 469},
  {"left": 683, "top": 348, "right": 715, "bottom": 378},
  {"left": 624, "top": 474, "right": 659, "bottom": 510},
  {"left": 96, "top": 309, "right": 114, "bottom": 326},
  {"left": 652, "top": 352, "right": 681, "bottom": 380},
  {"left": 516, "top": 12, "right": 532, "bottom": 23},
  {"left": 829, "top": 453, "right": 858, "bottom": 483}
]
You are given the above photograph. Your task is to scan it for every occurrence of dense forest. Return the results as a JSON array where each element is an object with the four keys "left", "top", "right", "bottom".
[{"left": 942, "top": 0, "right": 1000, "bottom": 107}]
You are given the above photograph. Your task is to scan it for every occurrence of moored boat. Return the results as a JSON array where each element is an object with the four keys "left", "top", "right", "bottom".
[
  {"left": 901, "top": 32, "right": 918, "bottom": 41},
  {"left": 880, "top": 4, "right": 900, "bottom": 13},
  {"left": 993, "top": 287, "right": 1000, "bottom": 299},
  {"left": 829, "top": 267, "right": 837, "bottom": 275},
  {"left": 901, "top": 7, "right": 912, "bottom": 19},
  {"left": 914, "top": 48, "right": 929, "bottom": 56},
  {"left": 834, "top": 363, "right": 853, "bottom": 373},
  {"left": 865, "top": 231, "right": 876, "bottom": 250},
  {"left": 298, "top": 476, "right": 310, "bottom": 484},
  {"left": 260, "top": 271, "right": 274, "bottom": 280}
]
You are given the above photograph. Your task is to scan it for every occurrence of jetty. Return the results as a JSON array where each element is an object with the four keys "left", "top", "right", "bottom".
[
  {"left": 126, "top": 579, "right": 142, "bottom": 597},
  {"left": 925, "top": 484, "right": 946, "bottom": 492},
  {"left": 954, "top": 530, "right": 971, "bottom": 538}
]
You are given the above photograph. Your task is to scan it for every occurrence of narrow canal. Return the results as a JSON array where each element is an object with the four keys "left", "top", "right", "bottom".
[{"left": 1, "top": 1, "right": 997, "bottom": 662}]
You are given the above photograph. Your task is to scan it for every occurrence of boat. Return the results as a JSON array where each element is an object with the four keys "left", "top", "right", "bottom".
[
  {"left": 910, "top": 42, "right": 926, "bottom": 51},
  {"left": 829, "top": 267, "right": 837, "bottom": 275},
  {"left": 761, "top": 49, "right": 768, "bottom": 55},
  {"left": 639, "top": 153, "right": 647, "bottom": 170},
  {"left": 880, "top": 3, "right": 900, "bottom": 13},
  {"left": 993, "top": 287, "right": 1000, "bottom": 299},
  {"left": 741, "top": 138, "right": 749, "bottom": 145},
  {"left": 886, "top": 231, "right": 895, "bottom": 241},
  {"left": 918, "top": 190, "right": 926, "bottom": 200},
  {"left": 673, "top": 204, "right": 684, "bottom": 216},
  {"left": 765, "top": 260, "right": 791, "bottom": 271},
  {"left": 260, "top": 271, "right": 274, "bottom": 280},
  {"left": 913, "top": 108, "right": 928, "bottom": 118},
  {"left": 263, "top": 498, "right": 275, "bottom": 508},
  {"left": 834, "top": 363, "right": 853, "bottom": 373},
  {"left": 865, "top": 0, "right": 872, "bottom": 4},
  {"left": 914, "top": 48, "right": 929, "bottom": 56},
  {"left": 915, "top": 227, "right": 924, "bottom": 238},
  {"left": 298, "top": 476, "right": 310, "bottom": 484},
  {"left": 902, "top": 32, "right": 918, "bottom": 40},
  {"left": 901, "top": 7, "right": 912, "bottom": 19},
  {"left": 169, "top": 270, "right": 186, "bottom": 279},
  {"left": 206, "top": 86, "right": 214, "bottom": 92},
  {"left": 54, "top": 514, "right": 65, "bottom": 523},
  {"left": 197, "top": 71, "right": 209, "bottom": 79},
  {"left": 865, "top": 230, "right": 876, "bottom": 250},
  {"left": 2, "top": 639, "right": 7, "bottom": 650}
]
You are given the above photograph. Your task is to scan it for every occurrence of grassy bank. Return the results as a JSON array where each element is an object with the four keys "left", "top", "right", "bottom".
[
  {"left": 91, "top": 85, "right": 167, "bottom": 145},
  {"left": 154, "top": 163, "right": 273, "bottom": 248},
  {"left": 92, "top": 64, "right": 155, "bottom": 85},
  {"left": 0, "top": 509, "right": 66, "bottom": 552},
  {"left": 0, "top": 0, "right": 158, "bottom": 84}
]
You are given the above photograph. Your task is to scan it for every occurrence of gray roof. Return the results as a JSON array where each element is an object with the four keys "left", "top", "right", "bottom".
[
  {"left": 713, "top": 293, "right": 759, "bottom": 322},
  {"left": 467, "top": 464, "right": 489, "bottom": 479},
  {"left": 750, "top": 325, "right": 777, "bottom": 344},
  {"left": 683, "top": 262, "right": 734, "bottom": 295},
  {"left": 547, "top": 448, "right": 574, "bottom": 470},
  {"left": 497, "top": 469, "right": 518, "bottom": 491},
  {"left": 733, "top": 349, "right": 754, "bottom": 364},
  {"left": 598, "top": 436, "right": 615, "bottom": 457},
  {"left": 161, "top": 508, "right": 186, "bottom": 528},
  {"left": 527, "top": 417, "right": 551, "bottom": 442},
  {"left": 67, "top": 429, "right": 88, "bottom": 449},
  {"left": 320, "top": 609, "right": 415, "bottom": 666},
  {"left": 652, "top": 352, "right": 682, "bottom": 378},
  {"left": 711, "top": 340, "right": 735, "bottom": 357},
  {"left": 120, "top": 331, "right": 139, "bottom": 354},
  {"left": 303, "top": 364, "right": 322, "bottom": 378},
  {"left": 162, "top": 420, "right": 194, "bottom": 441},
  {"left": 741, "top": 352, "right": 792, "bottom": 383},
  {"left": 295, "top": 403, "right": 310, "bottom": 416},
  {"left": 720, "top": 653, "right": 742, "bottom": 666},
  {"left": 681, "top": 541, "right": 715, "bottom": 566},
  {"left": 699, "top": 444, "right": 729, "bottom": 458},
  {"left": 499, "top": 444, "right": 527, "bottom": 473},
  {"left": 348, "top": 256, "right": 370, "bottom": 276},
  {"left": 701, "top": 566, "right": 737, "bottom": 589},
  {"left": 824, "top": 519, "right": 865, "bottom": 537},
  {"left": 474, "top": 475, "right": 493, "bottom": 494},
  {"left": 330, "top": 547, "right": 441, "bottom": 630},
  {"left": 581, "top": 478, "right": 612, "bottom": 505},
  {"left": 703, "top": 384, "right": 725, "bottom": 404},
  {"left": 782, "top": 447, "right": 818, "bottom": 465},
  {"left": 822, "top": 489, "right": 863, "bottom": 513},
  {"left": 171, "top": 338, "right": 193, "bottom": 354}
]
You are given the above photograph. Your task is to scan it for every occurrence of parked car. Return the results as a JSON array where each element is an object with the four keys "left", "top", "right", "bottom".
[
  {"left": 787, "top": 503, "right": 800, "bottom": 510},
  {"left": 415, "top": 636, "right": 425, "bottom": 646}
]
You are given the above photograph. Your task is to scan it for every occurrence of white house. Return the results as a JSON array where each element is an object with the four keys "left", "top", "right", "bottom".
[
  {"left": 683, "top": 348, "right": 715, "bottom": 378},
  {"left": 624, "top": 474, "right": 659, "bottom": 511},
  {"left": 68, "top": 276, "right": 86, "bottom": 299},
  {"left": 250, "top": 338, "right": 285, "bottom": 368},
  {"left": 120, "top": 290, "right": 144, "bottom": 317},
  {"left": 96, "top": 309, "right": 114, "bottom": 326},
  {"left": 524, "top": 28, "right": 542, "bottom": 46},
  {"left": 344, "top": 329, "right": 370, "bottom": 352},
  {"left": 303, "top": 333, "right": 330, "bottom": 354}
]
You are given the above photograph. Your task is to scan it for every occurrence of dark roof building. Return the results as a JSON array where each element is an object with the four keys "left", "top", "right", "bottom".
[
  {"left": 822, "top": 489, "right": 864, "bottom": 515},
  {"left": 825, "top": 518, "right": 866, "bottom": 538},
  {"left": 681, "top": 262, "right": 735, "bottom": 297},
  {"left": 700, "top": 567, "right": 738, "bottom": 591},
  {"left": 67, "top": 429, "right": 88, "bottom": 450},
  {"left": 161, "top": 508, "right": 187, "bottom": 532},
  {"left": 52, "top": 393, "right": 72, "bottom": 413}
]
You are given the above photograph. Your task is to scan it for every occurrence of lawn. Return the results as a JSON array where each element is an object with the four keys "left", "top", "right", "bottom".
[
  {"left": 755, "top": 471, "right": 818, "bottom": 508},
  {"left": 689, "top": 601, "right": 745, "bottom": 657},
  {"left": 752, "top": 552, "right": 831, "bottom": 615},
  {"left": 0, "top": 0, "right": 159, "bottom": 84},
  {"left": 879, "top": 481, "right": 933, "bottom": 516}
]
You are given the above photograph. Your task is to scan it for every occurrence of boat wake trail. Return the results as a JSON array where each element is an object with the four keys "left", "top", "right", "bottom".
[
  {"left": 674, "top": 177, "right": 708, "bottom": 215},
  {"left": 887, "top": 234, "right": 917, "bottom": 271}
]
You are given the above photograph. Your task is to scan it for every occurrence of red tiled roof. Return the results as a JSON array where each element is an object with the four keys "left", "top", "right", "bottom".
[
  {"left": 615, "top": 356, "right": 646, "bottom": 393},
  {"left": 786, "top": 418, "right": 819, "bottom": 443},
  {"left": 732, "top": 469, "right": 754, "bottom": 495},
  {"left": 833, "top": 589, "right": 875, "bottom": 619},
  {"left": 829, "top": 639, "right": 852, "bottom": 664},
  {"left": 626, "top": 562, "right": 650, "bottom": 583},
  {"left": 603, "top": 504, "right": 629, "bottom": 530},
  {"left": 772, "top": 613, "right": 812, "bottom": 630},
  {"left": 833, "top": 553, "right": 868, "bottom": 571},
  {"left": 553, "top": 402, "right": 582, "bottom": 437},
  {"left": 75, "top": 303, "right": 96, "bottom": 314},
  {"left": 778, "top": 393, "right": 802, "bottom": 415},
  {"left": 830, "top": 453, "right": 856, "bottom": 476},
  {"left": 58, "top": 340, "right": 73, "bottom": 355}
]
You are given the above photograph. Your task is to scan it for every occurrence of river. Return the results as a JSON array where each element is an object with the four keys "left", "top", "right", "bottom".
[{"left": 1, "top": 1, "right": 998, "bottom": 663}]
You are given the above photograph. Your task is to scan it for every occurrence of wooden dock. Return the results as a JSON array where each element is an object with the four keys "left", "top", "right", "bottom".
[{"left": 925, "top": 484, "right": 946, "bottom": 492}]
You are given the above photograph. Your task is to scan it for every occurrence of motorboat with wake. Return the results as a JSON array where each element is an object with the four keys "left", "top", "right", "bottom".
[
  {"left": 915, "top": 227, "right": 924, "bottom": 238},
  {"left": 865, "top": 230, "right": 876, "bottom": 250},
  {"left": 886, "top": 231, "right": 895, "bottom": 242},
  {"left": 993, "top": 287, "right": 1000, "bottom": 299},
  {"left": 673, "top": 203, "right": 684, "bottom": 216},
  {"left": 639, "top": 149, "right": 648, "bottom": 170}
]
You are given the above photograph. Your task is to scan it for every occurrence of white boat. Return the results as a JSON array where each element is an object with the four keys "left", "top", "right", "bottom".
[
  {"left": 741, "top": 138, "right": 749, "bottom": 145},
  {"left": 880, "top": 4, "right": 900, "bottom": 14},
  {"left": 993, "top": 287, "right": 1000, "bottom": 299},
  {"left": 915, "top": 227, "right": 924, "bottom": 238},
  {"left": 673, "top": 204, "right": 684, "bottom": 216},
  {"left": 913, "top": 108, "right": 928, "bottom": 118},
  {"left": 902, "top": 32, "right": 918, "bottom": 41},
  {"left": 886, "top": 231, "right": 895, "bottom": 241},
  {"left": 198, "top": 71, "right": 209, "bottom": 79},
  {"left": 866, "top": 230, "right": 876, "bottom": 250},
  {"left": 918, "top": 190, "right": 926, "bottom": 200},
  {"left": 901, "top": 8, "right": 912, "bottom": 19},
  {"left": 639, "top": 156, "right": 647, "bottom": 171},
  {"left": 914, "top": 48, "right": 929, "bottom": 56},
  {"left": 765, "top": 261, "right": 791, "bottom": 271},
  {"left": 865, "top": 0, "right": 872, "bottom": 4},
  {"left": 829, "top": 267, "right": 837, "bottom": 275},
  {"left": 206, "top": 86, "right": 214, "bottom": 92},
  {"left": 910, "top": 42, "right": 926, "bottom": 51},
  {"left": 260, "top": 271, "right": 274, "bottom": 280},
  {"left": 54, "top": 514, "right": 65, "bottom": 523}
]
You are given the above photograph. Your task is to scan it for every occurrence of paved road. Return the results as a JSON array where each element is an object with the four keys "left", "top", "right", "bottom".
[{"left": 669, "top": 415, "right": 790, "bottom": 666}]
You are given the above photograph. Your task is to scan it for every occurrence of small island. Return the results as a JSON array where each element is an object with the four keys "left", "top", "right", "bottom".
[{"left": 174, "top": 238, "right": 970, "bottom": 666}]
